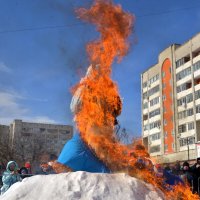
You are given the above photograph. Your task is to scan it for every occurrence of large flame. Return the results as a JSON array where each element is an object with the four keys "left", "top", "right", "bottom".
[
  {"left": 74, "top": 0, "right": 136, "bottom": 172},
  {"left": 71, "top": 0, "right": 199, "bottom": 199}
]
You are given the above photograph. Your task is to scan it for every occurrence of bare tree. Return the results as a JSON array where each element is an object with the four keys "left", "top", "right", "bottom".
[
  {"left": 13, "top": 135, "right": 47, "bottom": 169},
  {"left": 0, "top": 129, "right": 13, "bottom": 168},
  {"left": 115, "top": 127, "right": 132, "bottom": 144}
]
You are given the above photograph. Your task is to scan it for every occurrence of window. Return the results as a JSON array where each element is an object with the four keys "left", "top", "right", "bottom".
[
  {"left": 196, "top": 105, "right": 200, "bottom": 113},
  {"left": 164, "top": 119, "right": 167, "bottom": 126},
  {"left": 176, "top": 57, "right": 190, "bottom": 69},
  {"left": 143, "top": 82, "right": 147, "bottom": 88},
  {"left": 193, "top": 60, "right": 200, "bottom": 72},
  {"left": 187, "top": 93, "right": 193, "bottom": 103},
  {"left": 187, "top": 108, "right": 193, "bottom": 117},
  {"left": 164, "top": 144, "right": 168, "bottom": 151},
  {"left": 176, "top": 58, "right": 185, "bottom": 68},
  {"left": 40, "top": 128, "right": 45, "bottom": 132},
  {"left": 176, "top": 67, "right": 191, "bottom": 81},
  {"left": 178, "top": 110, "right": 186, "bottom": 119},
  {"left": 143, "top": 114, "right": 148, "bottom": 121},
  {"left": 195, "top": 90, "right": 200, "bottom": 100},
  {"left": 177, "top": 82, "right": 192, "bottom": 93},
  {"left": 150, "top": 145, "right": 160, "bottom": 153},
  {"left": 178, "top": 108, "right": 193, "bottom": 119},
  {"left": 177, "top": 93, "right": 193, "bottom": 107},
  {"left": 65, "top": 130, "right": 71, "bottom": 134},
  {"left": 149, "top": 121, "right": 161, "bottom": 130},
  {"left": 150, "top": 132, "right": 160, "bottom": 141},
  {"left": 149, "top": 108, "right": 160, "bottom": 118},
  {"left": 180, "top": 138, "right": 187, "bottom": 147},
  {"left": 172, "top": 143, "right": 175, "bottom": 150},
  {"left": 144, "top": 125, "right": 149, "bottom": 131},
  {"left": 188, "top": 122, "right": 194, "bottom": 130},
  {"left": 150, "top": 97, "right": 159, "bottom": 107},
  {"left": 148, "top": 74, "right": 159, "bottom": 86},
  {"left": 188, "top": 137, "right": 195, "bottom": 145},
  {"left": 177, "top": 97, "right": 186, "bottom": 106},
  {"left": 162, "top": 72, "right": 165, "bottom": 78},
  {"left": 178, "top": 124, "right": 187, "bottom": 133},
  {"left": 148, "top": 85, "right": 159, "bottom": 97},
  {"left": 143, "top": 102, "right": 148, "bottom": 109},
  {"left": 180, "top": 137, "right": 195, "bottom": 147},
  {"left": 143, "top": 92, "right": 148, "bottom": 99}
]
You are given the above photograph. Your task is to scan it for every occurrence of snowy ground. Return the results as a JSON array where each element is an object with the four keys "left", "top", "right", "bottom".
[{"left": 0, "top": 171, "right": 165, "bottom": 200}]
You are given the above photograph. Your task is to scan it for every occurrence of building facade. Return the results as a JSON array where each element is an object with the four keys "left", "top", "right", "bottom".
[
  {"left": 141, "top": 33, "right": 200, "bottom": 163},
  {"left": 8, "top": 119, "right": 73, "bottom": 167},
  {"left": 0, "top": 125, "right": 9, "bottom": 143}
]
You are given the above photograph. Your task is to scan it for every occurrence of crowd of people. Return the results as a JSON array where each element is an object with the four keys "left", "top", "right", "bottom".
[
  {"left": 135, "top": 157, "right": 200, "bottom": 194},
  {"left": 1, "top": 157, "right": 200, "bottom": 196},
  {"left": 0, "top": 160, "right": 56, "bottom": 195}
]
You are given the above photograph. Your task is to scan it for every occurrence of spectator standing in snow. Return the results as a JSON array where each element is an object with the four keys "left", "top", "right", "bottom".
[
  {"left": 24, "top": 161, "right": 32, "bottom": 174},
  {"left": 172, "top": 160, "right": 181, "bottom": 176},
  {"left": 36, "top": 161, "right": 56, "bottom": 175},
  {"left": 180, "top": 161, "right": 193, "bottom": 188},
  {"left": 191, "top": 157, "right": 200, "bottom": 194},
  {"left": 19, "top": 167, "right": 29, "bottom": 179},
  {"left": 0, "top": 161, "right": 21, "bottom": 195}
]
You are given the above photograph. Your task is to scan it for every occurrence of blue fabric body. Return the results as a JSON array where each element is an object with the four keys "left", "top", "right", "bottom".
[{"left": 58, "top": 134, "right": 110, "bottom": 173}]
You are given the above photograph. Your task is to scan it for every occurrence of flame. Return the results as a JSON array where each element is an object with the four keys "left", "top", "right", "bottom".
[
  {"left": 74, "top": 0, "right": 135, "bottom": 172},
  {"left": 71, "top": 0, "right": 199, "bottom": 199}
]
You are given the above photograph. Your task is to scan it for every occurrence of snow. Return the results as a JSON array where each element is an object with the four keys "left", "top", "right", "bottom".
[{"left": 0, "top": 171, "right": 165, "bottom": 200}]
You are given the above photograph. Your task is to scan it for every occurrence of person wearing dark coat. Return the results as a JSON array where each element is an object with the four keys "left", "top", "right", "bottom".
[
  {"left": 36, "top": 162, "right": 56, "bottom": 175},
  {"left": 191, "top": 157, "right": 200, "bottom": 194},
  {"left": 180, "top": 161, "right": 193, "bottom": 187},
  {"left": 19, "top": 167, "right": 29, "bottom": 179}
]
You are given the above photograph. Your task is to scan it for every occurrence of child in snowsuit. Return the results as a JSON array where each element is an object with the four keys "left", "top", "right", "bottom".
[{"left": 0, "top": 161, "right": 21, "bottom": 195}]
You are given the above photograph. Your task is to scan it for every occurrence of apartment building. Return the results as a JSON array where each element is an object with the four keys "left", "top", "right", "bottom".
[
  {"left": 141, "top": 33, "right": 200, "bottom": 163},
  {"left": 9, "top": 119, "right": 73, "bottom": 166}
]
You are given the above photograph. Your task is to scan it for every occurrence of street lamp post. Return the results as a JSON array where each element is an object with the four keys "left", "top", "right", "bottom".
[{"left": 186, "top": 137, "right": 190, "bottom": 161}]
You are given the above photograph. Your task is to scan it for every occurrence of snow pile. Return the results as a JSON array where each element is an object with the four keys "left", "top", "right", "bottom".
[{"left": 0, "top": 171, "right": 165, "bottom": 200}]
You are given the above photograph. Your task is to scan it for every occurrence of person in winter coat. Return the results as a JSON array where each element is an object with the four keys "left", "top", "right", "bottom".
[
  {"left": 0, "top": 161, "right": 21, "bottom": 195},
  {"left": 191, "top": 157, "right": 200, "bottom": 194},
  {"left": 19, "top": 167, "right": 29, "bottom": 179},
  {"left": 24, "top": 161, "right": 32, "bottom": 174},
  {"left": 36, "top": 161, "right": 56, "bottom": 175},
  {"left": 180, "top": 161, "right": 193, "bottom": 187}
]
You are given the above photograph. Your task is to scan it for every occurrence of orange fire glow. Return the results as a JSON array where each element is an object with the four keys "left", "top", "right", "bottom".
[{"left": 71, "top": 0, "right": 199, "bottom": 199}]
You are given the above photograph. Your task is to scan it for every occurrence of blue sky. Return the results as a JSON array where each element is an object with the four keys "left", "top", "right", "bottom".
[{"left": 0, "top": 0, "right": 200, "bottom": 137}]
